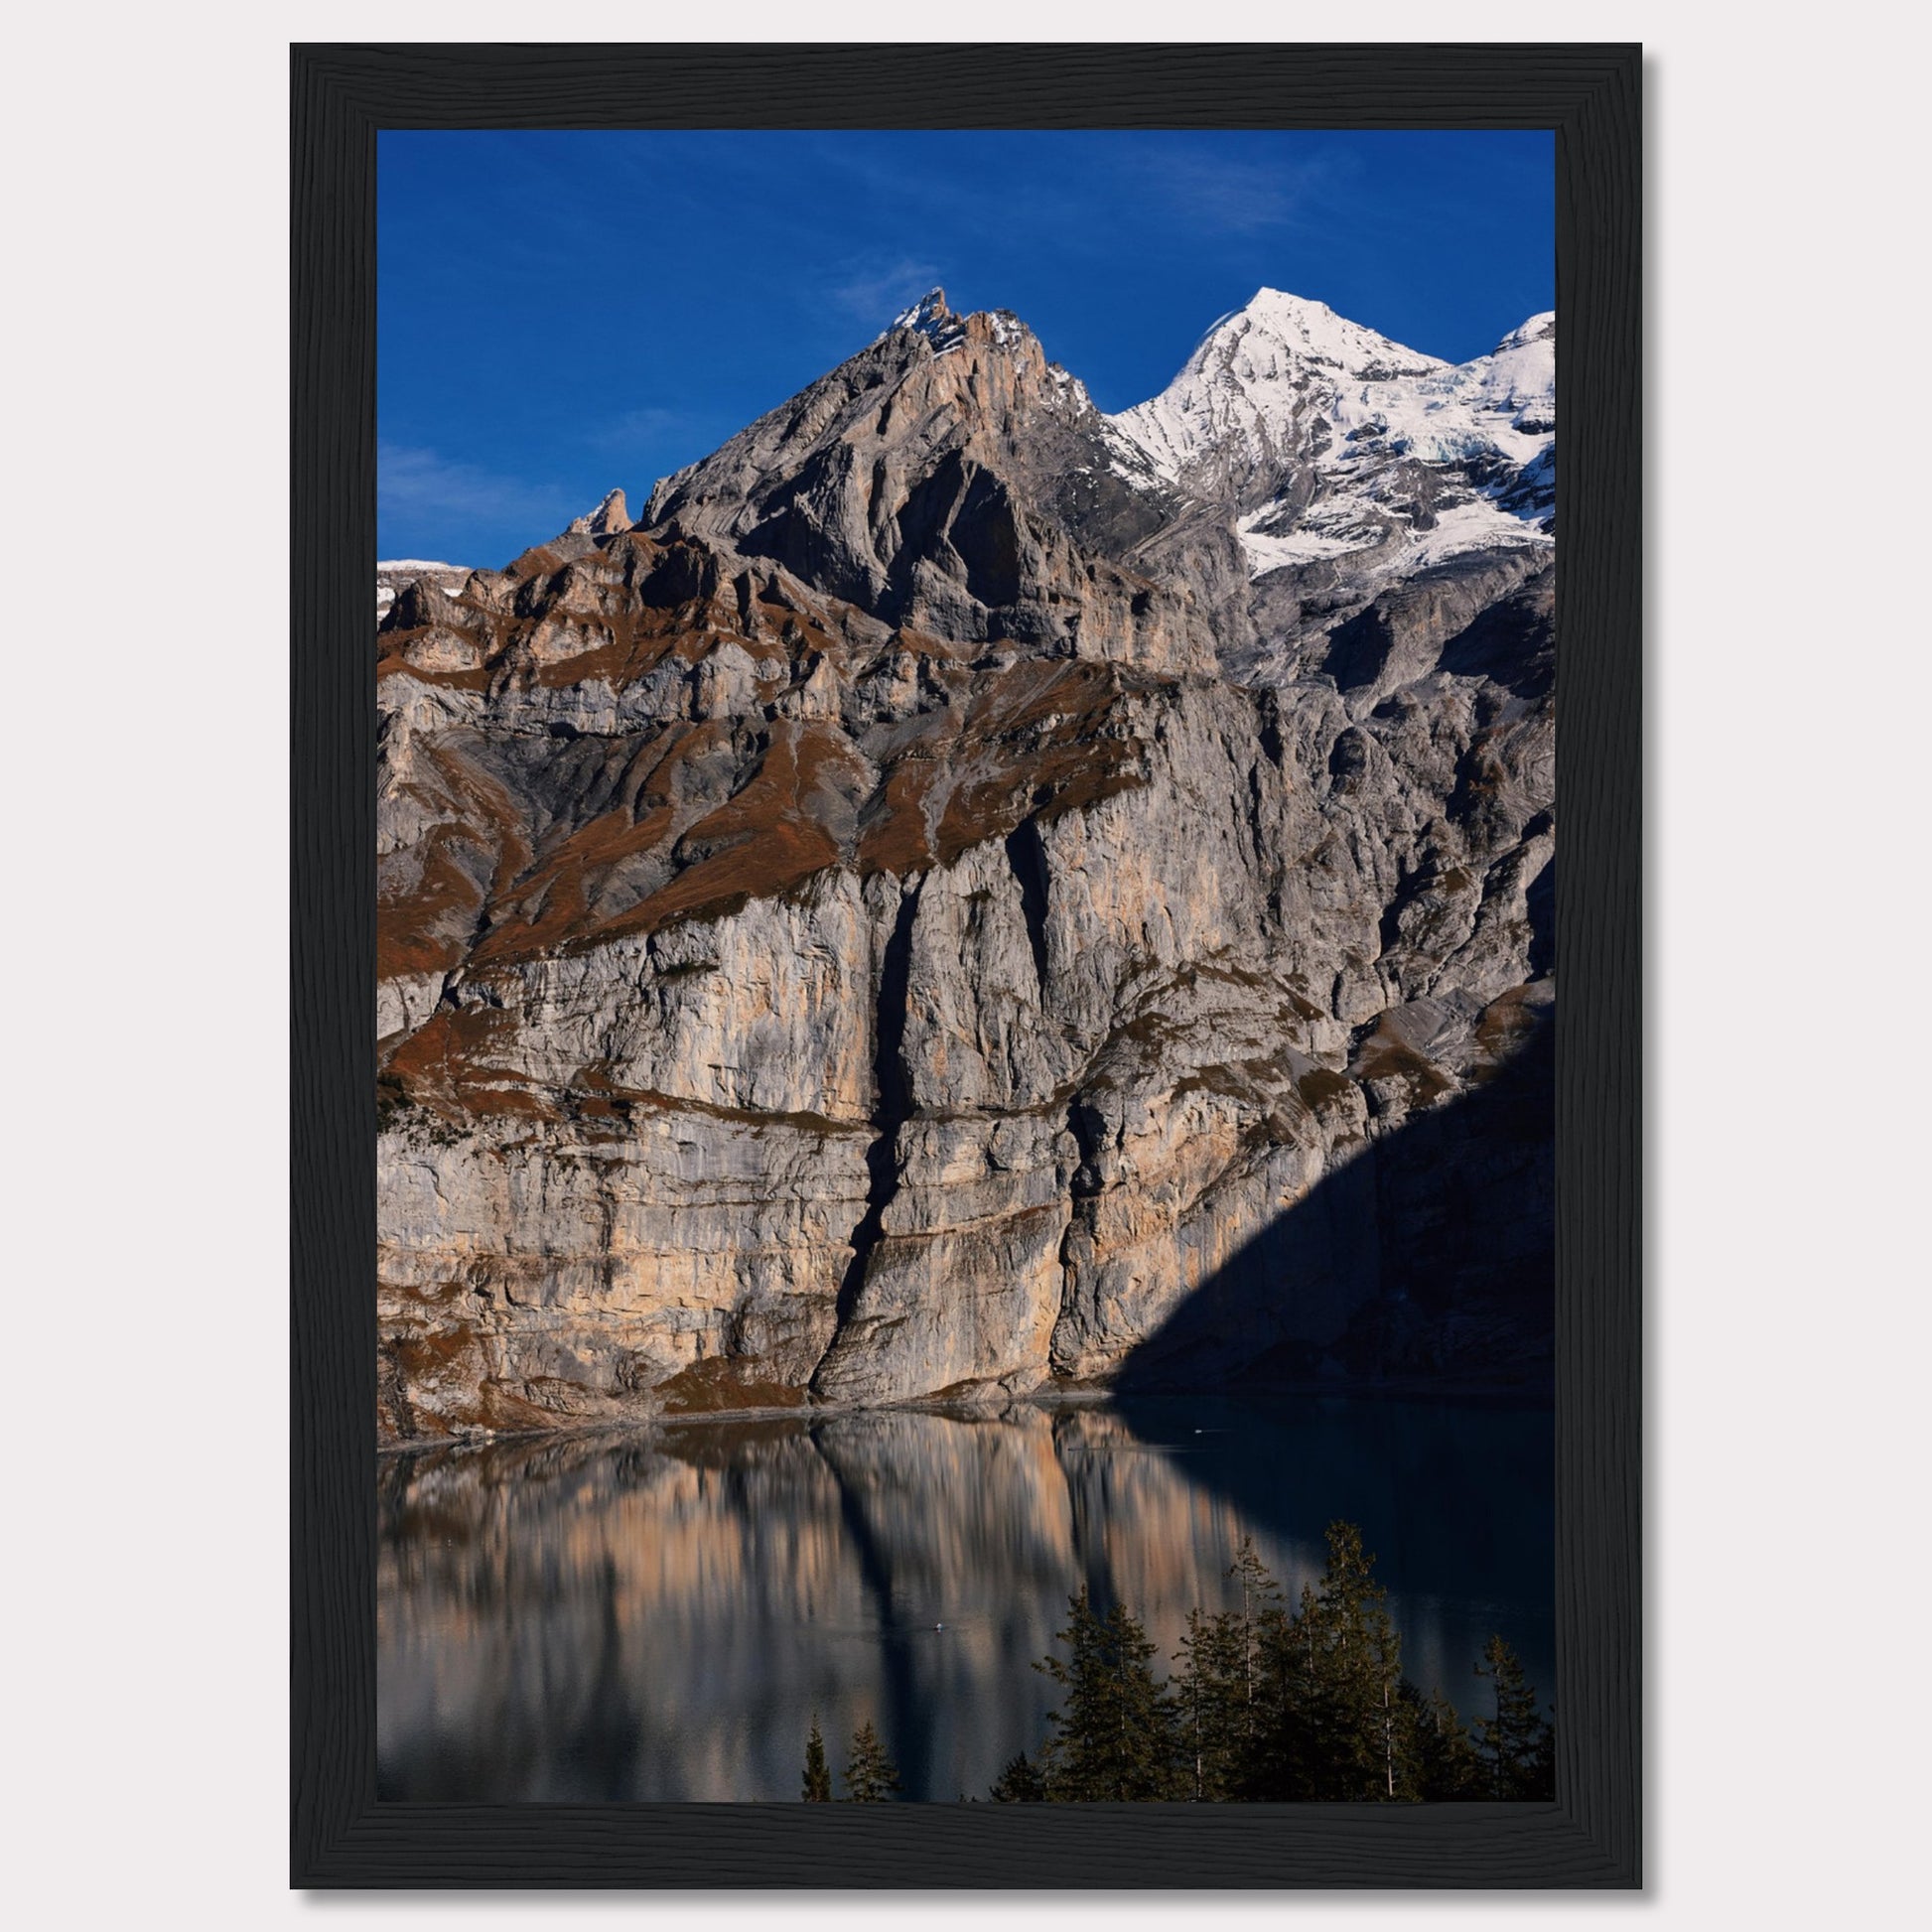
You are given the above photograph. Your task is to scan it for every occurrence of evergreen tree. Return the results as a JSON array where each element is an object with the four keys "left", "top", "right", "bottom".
[
  {"left": 988, "top": 1749, "right": 1045, "bottom": 1801},
  {"left": 1226, "top": 1537, "right": 1288, "bottom": 1782},
  {"left": 800, "top": 1715, "right": 832, "bottom": 1802},
  {"left": 841, "top": 1718, "right": 902, "bottom": 1801},
  {"left": 1225, "top": 1540, "right": 1277, "bottom": 1692},
  {"left": 1173, "top": 1540, "right": 1285, "bottom": 1799},
  {"left": 1260, "top": 1522, "right": 1421, "bottom": 1800},
  {"left": 1239, "top": 1578, "right": 1321, "bottom": 1800},
  {"left": 1005, "top": 1525, "right": 1553, "bottom": 1807},
  {"left": 1333, "top": 1523, "right": 1419, "bottom": 1800},
  {"left": 1035, "top": 1587, "right": 1183, "bottom": 1800},
  {"left": 1403, "top": 1682, "right": 1484, "bottom": 1800},
  {"left": 1472, "top": 1636, "right": 1556, "bottom": 1799},
  {"left": 1173, "top": 1606, "right": 1244, "bottom": 1800}
]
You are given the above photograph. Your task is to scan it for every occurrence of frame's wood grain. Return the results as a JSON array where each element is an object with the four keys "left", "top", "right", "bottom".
[{"left": 292, "top": 42, "right": 1641, "bottom": 1888}]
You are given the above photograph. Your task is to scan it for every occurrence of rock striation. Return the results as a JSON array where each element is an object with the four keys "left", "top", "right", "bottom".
[{"left": 376, "top": 289, "right": 1555, "bottom": 1443}]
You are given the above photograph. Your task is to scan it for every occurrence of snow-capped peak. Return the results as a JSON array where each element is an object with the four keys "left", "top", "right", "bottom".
[
  {"left": 1222, "top": 288, "right": 1446, "bottom": 379},
  {"left": 1105, "top": 291, "right": 1557, "bottom": 584},
  {"left": 1105, "top": 289, "right": 1447, "bottom": 492}
]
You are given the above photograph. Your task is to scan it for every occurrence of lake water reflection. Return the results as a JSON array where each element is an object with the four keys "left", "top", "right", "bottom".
[{"left": 377, "top": 1395, "right": 1553, "bottom": 1802}]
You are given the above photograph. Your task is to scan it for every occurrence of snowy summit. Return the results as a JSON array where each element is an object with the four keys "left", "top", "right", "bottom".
[{"left": 1105, "top": 289, "right": 1555, "bottom": 581}]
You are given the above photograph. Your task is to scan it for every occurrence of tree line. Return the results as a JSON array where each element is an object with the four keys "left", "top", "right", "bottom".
[{"left": 803, "top": 1523, "right": 1554, "bottom": 1803}]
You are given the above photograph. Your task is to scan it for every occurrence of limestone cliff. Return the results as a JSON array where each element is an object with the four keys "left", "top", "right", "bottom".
[{"left": 375, "top": 290, "right": 1555, "bottom": 1443}]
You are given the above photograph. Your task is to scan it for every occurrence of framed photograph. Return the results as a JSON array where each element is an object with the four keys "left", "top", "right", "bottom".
[{"left": 294, "top": 41, "right": 1640, "bottom": 1887}]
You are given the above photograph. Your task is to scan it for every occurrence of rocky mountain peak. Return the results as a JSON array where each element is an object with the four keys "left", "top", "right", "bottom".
[
  {"left": 567, "top": 486, "right": 632, "bottom": 537},
  {"left": 884, "top": 286, "right": 1046, "bottom": 364},
  {"left": 634, "top": 289, "right": 1209, "bottom": 670},
  {"left": 373, "top": 557, "right": 471, "bottom": 621},
  {"left": 888, "top": 286, "right": 966, "bottom": 350}
]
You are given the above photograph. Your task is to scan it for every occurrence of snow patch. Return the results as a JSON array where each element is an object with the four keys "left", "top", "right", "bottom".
[
  {"left": 1238, "top": 494, "right": 1552, "bottom": 583},
  {"left": 1236, "top": 507, "right": 1372, "bottom": 572},
  {"left": 1403, "top": 498, "right": 1552, "bottom": 572}
]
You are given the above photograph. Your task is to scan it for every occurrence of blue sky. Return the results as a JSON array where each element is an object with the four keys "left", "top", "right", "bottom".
[{"left": 379, "top": 130, "right": 1553, "bottom": 567}]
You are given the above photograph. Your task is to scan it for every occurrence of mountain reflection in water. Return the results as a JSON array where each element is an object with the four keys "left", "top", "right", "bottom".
[{"left": 377, "top": 1396, "right": 1553, "bottom": 1802}]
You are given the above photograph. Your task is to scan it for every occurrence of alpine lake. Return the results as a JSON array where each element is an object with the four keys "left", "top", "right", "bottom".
[{"left": 377, "top": 1393, "right": 1554, "bottom": 1802}]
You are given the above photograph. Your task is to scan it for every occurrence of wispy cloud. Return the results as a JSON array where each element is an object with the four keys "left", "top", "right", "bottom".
[
  {"left": 378, "top": 441, "right": 574, "bottom": 528},
  {"left": 819, "top": 253, "right": 945, "bottom": 324},
  {"left": 1130, "top": 149, "right": 1339, "bottom": 236}
]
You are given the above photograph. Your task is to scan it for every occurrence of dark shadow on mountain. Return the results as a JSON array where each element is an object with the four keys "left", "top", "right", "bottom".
[
  {"left": 1113, "top": 999, "right": 1554, "bottom": 1401},
  {"left": 1312, "top": 556, "right": 1552, "bottom": 698},
  {"left": 1438, "top": 569, "right": 1555, "bottom": 701},
  {"left": 826, "top": 880, "right": 922, "bottom": 1343}
]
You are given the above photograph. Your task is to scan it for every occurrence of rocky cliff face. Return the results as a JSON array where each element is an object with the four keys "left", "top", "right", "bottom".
[{"left": 375, "top": 289, "right": 1555, "bottom": 1443}]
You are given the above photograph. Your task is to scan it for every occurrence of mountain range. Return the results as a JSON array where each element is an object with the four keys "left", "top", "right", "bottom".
[{"left": 374, "top": 287, "right": 1556, "bottom": 1442}]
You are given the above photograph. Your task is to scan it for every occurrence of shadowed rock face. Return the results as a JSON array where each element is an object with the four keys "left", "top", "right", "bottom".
[{"left": 375, "top": 290, "right": 1555, "bottom": 1443}]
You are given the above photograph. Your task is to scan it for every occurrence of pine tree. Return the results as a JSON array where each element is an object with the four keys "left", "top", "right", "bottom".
[
  {"left": 1262, "top": 1522, "right": 1420, "bottom": 1800},
  {"left": 1238, "top": 1578, "right": 1320, "bottom": 1800},
  {"left": 1173, "top": 1539, "right": 1285, "bottom": 1799},
  {"left": 841, "top": 1719, "right": 902, "bottom": 1802},
  {"left": 1328, "top": 1522, "right": 1418, "bottom": 1801},
  {"left": 1035, "top": 1587, "right": 1183, "bottom": 1801},
  {"left": 800, "top": 1715, "right": 832, "bottom": 1802},
  {"left": 1173, "top": 1607, "right": 1243, "bottom": 1800},
  {"left": 1226, "top": 1537, "right": 1287, "bottom": 1779},
  {"left": 988, "top": 1749, "right": 1045, "bottom": 1801},
  {"left": 1404, "top": 1682, "right": 1484, "bottom": 1800},
  {"left": 1472, "top": 1636, "right": 1556, "bottom": 1799},
  {"left": 1002, "top": 1524, "right": 1544, "bottom": 1806}
]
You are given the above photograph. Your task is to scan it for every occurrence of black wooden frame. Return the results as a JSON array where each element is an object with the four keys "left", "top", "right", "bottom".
[{"left": 292, "top": 41, "right": 1640, "bottom": 1888}]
